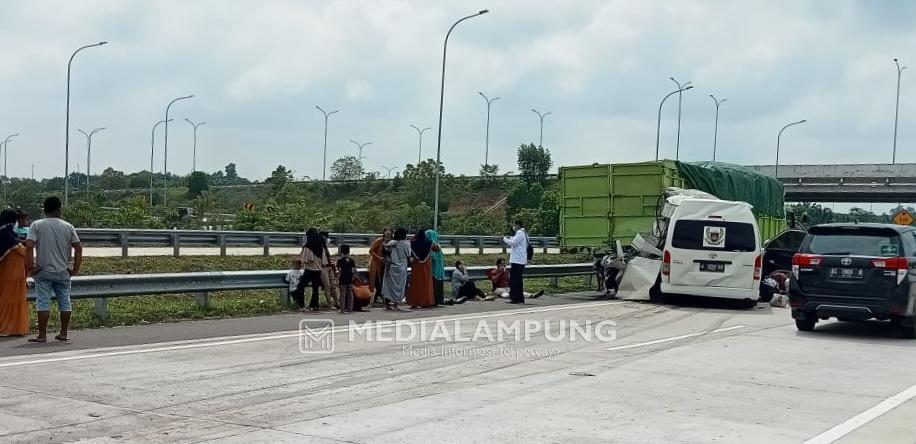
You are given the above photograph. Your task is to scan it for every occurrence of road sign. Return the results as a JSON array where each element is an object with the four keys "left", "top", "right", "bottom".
[{"left": 893, "top": 209, "right": 914, "bottom": 226}]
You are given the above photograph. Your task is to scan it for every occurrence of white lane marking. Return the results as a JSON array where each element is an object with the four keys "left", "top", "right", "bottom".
[
  {"left": 604, "top": 325, "right": 746, "bottom": 351},
  {"left": 0, "top": 301, "right": 626, "bottom": 368},
  {"left": 803, "top": 383, "right": 916, "bottom": 444}
]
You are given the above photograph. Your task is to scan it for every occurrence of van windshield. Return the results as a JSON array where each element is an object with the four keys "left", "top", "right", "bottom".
[{"left": 671, "top": 220, "right": 757, "bottom": 252}]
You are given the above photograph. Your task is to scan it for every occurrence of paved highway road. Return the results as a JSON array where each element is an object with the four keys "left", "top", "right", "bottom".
[{"left": 1, "top": 294, "right": 914, "bottom": 443}]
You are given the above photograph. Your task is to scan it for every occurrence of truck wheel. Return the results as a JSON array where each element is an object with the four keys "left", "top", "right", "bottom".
[
  {"left": 894, "top": 317, "right": 916, "bottom": 339},
  {"left": 795, "top": 318, "right": 816, "bottom": 332}
]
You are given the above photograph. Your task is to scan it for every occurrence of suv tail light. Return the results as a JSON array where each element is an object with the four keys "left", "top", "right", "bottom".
[
  {"left": 662, "top": 250, "right": 671, "bottom": 282},
  {"left": 753, "top": 255, "right": 762, "bottom": 281},
  {"left": 792, "top": 253, "right": 823, "bottom": 279},
  {"left": 871, "top": 257, "right": 909, "bottom": 284}
]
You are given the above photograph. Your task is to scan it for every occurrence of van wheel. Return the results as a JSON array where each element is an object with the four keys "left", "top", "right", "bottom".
[
  {"left": 742, "top": 299, "right": 758, "bottom": 309},
  {"left": 894, "top": 317, "right": 916, "bottom": 339},
  {"left": 648, "top": 277, "right": 664, "bottom": 303},
  {"left": 795, "top": 318, "right": 816, "bottom": 332}
]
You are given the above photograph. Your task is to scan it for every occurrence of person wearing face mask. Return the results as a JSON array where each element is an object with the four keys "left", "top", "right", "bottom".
[
  {"left": 14, "top": 209, "right": 30, "bottom": 241},
  {"left": 0, "top": 209, "right": 29, "bottom": 337}
]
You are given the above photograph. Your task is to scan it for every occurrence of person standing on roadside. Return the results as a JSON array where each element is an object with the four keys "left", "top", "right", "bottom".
[
  {"left": 426, "top": 229, "right": 446, "bottom": 306},
  {"left": 368, "top": 228, "right": 392, "bottom": 303},
  {"left": 382, "top": 228, "right": 411, "bottom": 311},
  {"left": 24, "top": 197, "right": 83, "bottom": 342},
  {"left": 0, "top": 209, "right": 29, "bottom": 337},
  {"left": 298, "top": 228, "right": 326, "bottom": 312},
  {"left": 319, "top": 231, "right": 340, "bottom": 311},
  {"left": 502, "top": 219, "right": 530, "bottom": 305},
  {"left": 336, "top": 244, "right": 357, "bottom": 314}
]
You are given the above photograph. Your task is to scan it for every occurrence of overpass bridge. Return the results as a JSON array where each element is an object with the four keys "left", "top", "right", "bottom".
[{"left": 746, "top": 163, "right": 916, "bottom": 203}]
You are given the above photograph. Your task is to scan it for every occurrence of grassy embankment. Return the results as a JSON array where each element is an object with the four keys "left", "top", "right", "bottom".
[{"left": 28, "top": 253, "right": 593, "bottom": 331}]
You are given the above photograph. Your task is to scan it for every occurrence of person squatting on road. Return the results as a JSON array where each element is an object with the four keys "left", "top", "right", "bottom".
[{"left": 24, "top": 197, "right": 83, "bottom": 343}]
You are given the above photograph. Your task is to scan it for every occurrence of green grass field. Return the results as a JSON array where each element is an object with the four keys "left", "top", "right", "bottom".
[{"left": 26, "top": 253, "right": 594, "bottom": 331}]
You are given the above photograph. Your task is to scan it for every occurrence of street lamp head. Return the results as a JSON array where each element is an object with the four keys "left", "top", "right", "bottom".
[
  {"left": 799, "top": 119, "right": 807, "bottom": 123},
  {"left": 478, "top": 9, "right": 489, "bottom": 14},
  {"left": 683, "top": 85, "right": 694, "bottom": 91},
  {"left": 99, "top": 41, "right": 108, "bottom": 46}
]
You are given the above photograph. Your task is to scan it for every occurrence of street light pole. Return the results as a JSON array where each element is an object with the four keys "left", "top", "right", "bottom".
[
  {"left": 776, "top": 120, "right": 807, "bottom": 179},
  {"left": 478, "top": 92, "right": 499, "bottom": 167},
  {"left": 350, "top": 140, "right": 372, "bottom": 168},
  {"left": 2, "top": 134, "right": 19, "bottom": 203},
  {"left": 65, "top": 41, "right": 107, "bottom": 206},
  {"left": 531, "top": 109, "right": 552, "bottom": 148},
  {"left": 163, "top": 94, "right": 194, "bottom": 204},
  {"left": 77, "top": 127, "right": 105, "bottom": 193},
  {"left": 185, "top": 118, "right": 206, "bottom": 172},
  {"left": 381, "top": 166, "right": 399, "bottom": 179},
  {"left": 433, "top": 9, "right": 489, "bottom": 231},
  {"left": 709, "top": 95, "right": 727, "bottom": 162},
  {"left": 316, "top": 106, "right": 338, "bottom": 181},
  {"left": 893, "top": 59, "right": 906, "bottom": 164},
  {"left": 410, "top": 124, "right": 431, "bottom": 165},
  {"left": 670, "top": 77, "right": 693, "bottom": 160},
  {"left": 656, "top": 86, "right": 693, "bottom": 161},
  {"left": 150, "top": 119, "right": 172, "bottom": 205}
]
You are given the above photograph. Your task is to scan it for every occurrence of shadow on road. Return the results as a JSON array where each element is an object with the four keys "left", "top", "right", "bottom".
[
  {"left": 798, "top": 319, "right": 916, "bottom": 343},
  {"left": 649, "top": 294, "right": 777, "bottom": 315}
]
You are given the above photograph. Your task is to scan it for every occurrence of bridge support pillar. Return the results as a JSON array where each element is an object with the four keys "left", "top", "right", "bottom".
[
  {"left": 94, "top": 298, "right": 108, "bottom": 321},
  {"left": 194, "top": 291, "right": 209, "bottom": 308}
]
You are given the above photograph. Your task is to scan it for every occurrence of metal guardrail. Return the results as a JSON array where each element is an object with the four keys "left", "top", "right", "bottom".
[
  {"left": 75, "top": 229, "right": 560, "bottom": 257},
  {"left": 25, "top": 263, "right": 593, "bottom": 320}
]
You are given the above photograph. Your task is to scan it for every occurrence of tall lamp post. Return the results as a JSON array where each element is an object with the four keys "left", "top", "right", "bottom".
[
  {"left": 656, "top": 85, "right": 693, "bottom": 161},
  {"left": 316, "top": 105, "right": 338, "bottom": 180},
  {"left": 531, "top": 109, "right": 551, "bottom": 148},
  {"left": 709, "top": 95, "right": 727, "bottom": 162},
  {"left": 775, "top": 120, "right": 807, "bottom": 179},
  {"left": 893, "top": 59, "right": 906, "bottom": 164},
  {"left": 65, "top": 41, "right": 108, "bottom": 206},
  {"left": 77, "top": 127, "right": 105, "bottom": 192},
  {"left": 185, "top": 118, "right": 206, "bottom": 172},
  {"left": 478, "top": 92, "right": 499, "bottom": 167},
  {"left": 150, "top": 119, "right": 172, "bottom": 205},
  {"left": 350, "top": 140, "right": 372, "bottom": 167},
  {"left": 669, "top": 77, "right": 693, "bottom": 160},
  {"left": 381, "top": 166, "right": 399, "bottom": 179},
  {"left": 433, "top": 9, "right": 489, "bottom": 231},
  {"left": 410, "top": 124, "right": 431, "bottom": 164},
  {"left": 1, "top": 134, "right": 19, "bottom": 203},
  {"left": 162, "top": 94, "right": 194, "bottom": 204}
]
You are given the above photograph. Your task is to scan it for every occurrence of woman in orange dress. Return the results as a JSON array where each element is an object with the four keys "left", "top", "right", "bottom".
[
  {"left": 406, "top": 228, "right": 437, "bottom": 308},
  {"left": 0, "top": 209, "right": 29, "bottom": 337},
  {"left": 368, "top": 228, "right": 392, "bottom": 299}
]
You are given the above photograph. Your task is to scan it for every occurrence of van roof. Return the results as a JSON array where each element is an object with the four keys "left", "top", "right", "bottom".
[{"left": 671, "top": 198, "right": 756, "bottom": 222}]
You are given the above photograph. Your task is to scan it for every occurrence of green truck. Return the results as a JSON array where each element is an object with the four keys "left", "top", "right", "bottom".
[{"left": 559, "top": 160, "right": 787, "bottom": 250}]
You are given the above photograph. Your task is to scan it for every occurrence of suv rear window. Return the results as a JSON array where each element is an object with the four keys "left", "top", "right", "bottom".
[
  {"left": 671, "top": 220, "right": 757, "bottom": 252},
  {"left": 800, "top": 227, "right": 904, "bottom": 257}
]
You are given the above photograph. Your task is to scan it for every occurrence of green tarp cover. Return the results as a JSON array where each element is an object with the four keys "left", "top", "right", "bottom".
[{"left": 675, "top": 161, "right": 785, "bottom": 218}]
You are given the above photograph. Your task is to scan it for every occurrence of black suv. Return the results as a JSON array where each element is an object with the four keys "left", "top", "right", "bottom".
[{"left": 789, "top": 223, "right": 916, "bottom": 338}]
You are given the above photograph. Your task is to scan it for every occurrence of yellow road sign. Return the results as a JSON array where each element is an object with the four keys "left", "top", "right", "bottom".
[{"left": 893, "top": 209, "right": 914, "bottom": 226}]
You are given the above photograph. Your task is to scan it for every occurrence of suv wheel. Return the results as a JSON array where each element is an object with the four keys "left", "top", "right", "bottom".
[
  {"left": 795, "top": 318, "right": 817, "bottom": 332},
  {"left": 894, "top": 317, "right": 916, "bottom": 339}
]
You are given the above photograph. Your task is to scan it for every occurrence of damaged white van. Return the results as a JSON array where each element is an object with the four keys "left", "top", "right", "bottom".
[{"left": 660, "top": 198, "right": 762, "bottom": 307}]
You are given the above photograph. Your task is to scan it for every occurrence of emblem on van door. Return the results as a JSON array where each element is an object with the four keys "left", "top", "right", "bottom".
[
  {"left": 702, "top": 226, "right": 726, "bottom": 248},
  {"left": 841, "top": 257, "right": 853, "bottom": 266},
  {"left": 709, "top": 253, "right": 718, "bottom": 259}
]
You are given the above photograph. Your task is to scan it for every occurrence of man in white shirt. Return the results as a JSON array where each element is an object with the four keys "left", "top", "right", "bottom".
[{"left": 503, "top": 219, "right": 530, "bottom": 304}]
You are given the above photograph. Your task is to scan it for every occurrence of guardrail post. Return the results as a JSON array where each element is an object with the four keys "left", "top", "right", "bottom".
[
  {"left": 119, "top": 233, "right": 129, "bottom": 258},
  {"left": 583, "top": 274, "right": 594, "bottom": 289},
  {"left": 549, "top": 277, "right": 559, "bottom": 288},
  {"left": 455, "top": 241, "right": 460, "bottom": 255},
  {"left": 476, "top": 238, "right": 484, "bottom": 255},
  {"left": 194, "top": 291, "right": 209, "bottom": 308},
  {"left": 172, "top": 233, "right": 180, "bottom": 257},
  {"left": 542, "top": 241, "right": 548, "bottom": 254},
  {"left": 262, "top": 235, "right": 270, "bottom": 256},
  {"left": 219, "top": 235, "right": 227, "bottom": 256},
  {"left": 278, "top": 288, "right": 290, "bottom": 306},
  {"left": 94, "top": 298, "right": 108, "bottom": 321}
]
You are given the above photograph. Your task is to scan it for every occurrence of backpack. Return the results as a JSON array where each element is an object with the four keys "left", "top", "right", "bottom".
[{"left": 524, "top": 231, "right": 534, "bottom": 262}]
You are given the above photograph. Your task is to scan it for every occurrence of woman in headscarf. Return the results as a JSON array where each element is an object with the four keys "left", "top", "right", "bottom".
[
  {"left": 0, "top": 209, "right": 29, "bottom": 336},
  {"left": 406, "top": 228, "right": 437, "bottom": 308},
  {"left": 426, "top": 229, "right": 446, "bottom": 306},
  {"left": 298, "top": 228, "right": 327, "bottom": 311},
  {"left": 368, "top": 228, "right": 392, "bottom": 302},
  {"left": 382, "top": 228, "right": 411, "bottom": 311}
]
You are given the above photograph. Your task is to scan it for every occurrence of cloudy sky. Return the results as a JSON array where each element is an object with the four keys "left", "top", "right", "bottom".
[{"left": 1, "top": 0, "right": 915, "bottom": 182}]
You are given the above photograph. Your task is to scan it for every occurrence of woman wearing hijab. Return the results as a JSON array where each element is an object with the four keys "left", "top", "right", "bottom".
[
  {"left": 425, "top": 229, "right": 446, "bottom": 306},
  {"left": 0, "top": 209, "right": 29, "bottom": 336},
  {"left": 382, "top": 228, "right": 411, "bottom": 311},
  {"left": 298, "top": 228, "right": 327, "bottom": 311},
  {"left": 368, "top": 228, "right": 392, "bottom": 301},
  {"left": 406, "top": 228, "right": 437, "bottom": 308}
]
